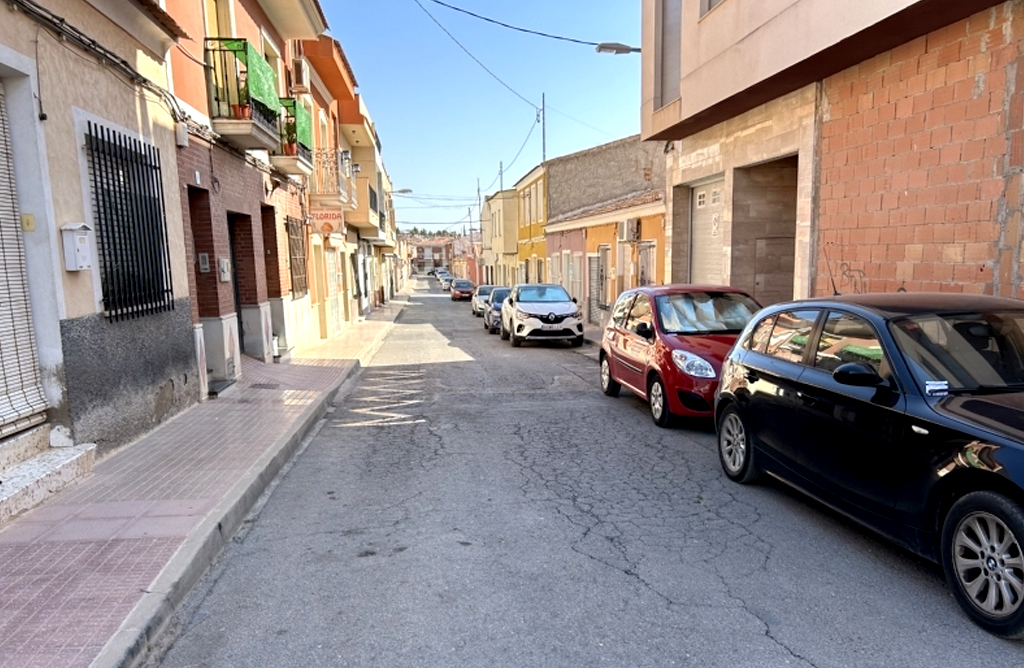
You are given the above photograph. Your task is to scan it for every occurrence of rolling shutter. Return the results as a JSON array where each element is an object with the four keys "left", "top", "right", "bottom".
[
  {"left": 0, "top": 83, "right": 48, "bottom": 437},
  {"left": 690, "top": 180, "right": 725, "bottom": 285}
]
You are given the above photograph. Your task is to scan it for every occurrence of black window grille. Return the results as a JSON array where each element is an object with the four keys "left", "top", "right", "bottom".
[
  {"left": 85, "top": 122, "right": 174, "bottom": 322},
  {"left": 368, "top": 186, "right": 378, "bottom": 213},
  {"left": 287, "top": 217, "right": 308, "bottom": 299}
]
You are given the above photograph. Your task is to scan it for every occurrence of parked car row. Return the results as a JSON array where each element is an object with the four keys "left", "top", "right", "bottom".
[
  {"left": 599, "top": 284, "right": 1024, "bottom": 638},
  {"left": 465, "top": 283, "right": 586, "bottom": 348}
]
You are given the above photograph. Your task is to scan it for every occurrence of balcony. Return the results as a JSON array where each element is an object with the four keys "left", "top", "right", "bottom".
[
  {"left": 347, "top": 176, "right": 381, "bottom": 235},
  {"left": 205, "top": 39, "right": 280, "bottom": 151},
  {"left": 309, "top": 148, "right": 353, "bottom": 209},
  {"left": 269, "top": 99, "right": 313, "bottom": 176}
]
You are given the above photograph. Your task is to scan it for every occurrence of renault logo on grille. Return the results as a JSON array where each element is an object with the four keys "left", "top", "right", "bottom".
[{"left": 546, "top": 313, "right": 556, "bottom": 322}]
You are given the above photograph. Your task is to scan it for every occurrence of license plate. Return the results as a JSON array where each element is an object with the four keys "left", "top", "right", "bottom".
[{"left": 541, "top": 324, "right": 560, "bottom": 331}]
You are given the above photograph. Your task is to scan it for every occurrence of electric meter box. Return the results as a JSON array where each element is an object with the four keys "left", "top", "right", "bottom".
[{"left": 61, "top": 223, "right": 93, "bottom": 271}]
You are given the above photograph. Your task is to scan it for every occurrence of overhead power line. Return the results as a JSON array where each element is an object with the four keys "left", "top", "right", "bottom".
[
  {"left": 425, "top": 0, "right": 599, "bottom": 47},
  {"left": 411, "top": 0, "right": 537, "bottom": 110}
]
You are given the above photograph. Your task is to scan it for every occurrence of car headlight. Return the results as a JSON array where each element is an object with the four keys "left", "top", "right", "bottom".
[
  {"left": 572, "top": 308, "right": 583, "bottom": 319},
  {"left": 515, "top": 309, "right": 530, "bottom": 321},
  {"left": 671, "top": 350, "right": 716, "bottom": 378}
]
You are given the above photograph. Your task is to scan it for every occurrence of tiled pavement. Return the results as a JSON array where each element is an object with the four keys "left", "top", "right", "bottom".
[{"left": 0, "top": 295, "right": 409, "bottom": 668}]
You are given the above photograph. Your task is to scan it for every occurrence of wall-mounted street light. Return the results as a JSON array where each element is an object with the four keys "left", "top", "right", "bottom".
[{"left": 595, "top": 42, "right": 640, "bottom": 55}]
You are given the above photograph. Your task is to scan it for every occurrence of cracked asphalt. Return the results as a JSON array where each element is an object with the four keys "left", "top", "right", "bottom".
[{"left": 157, "top": 278, "right": 1024, "bottom": 667}]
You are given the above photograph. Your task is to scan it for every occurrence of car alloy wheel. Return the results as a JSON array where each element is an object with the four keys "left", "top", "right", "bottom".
[
  {"left": 648, "top": 375, "right": 671, "bottom": 427},
  {"left": 717, "top": 405, "right": 760, "bottom": 483},
  {"left": 600, "top": 355, "right": 620, "bottom": 397},
  {"left": 942, "top": 491, "right": 1024, "bottom": 637}
]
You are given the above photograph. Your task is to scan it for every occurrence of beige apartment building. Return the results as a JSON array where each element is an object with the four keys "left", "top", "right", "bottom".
[
  {"left": 482, "top": 189, "right": 518, "bottom": 286},
  {"left": 644, "top": 0, "right": 1018, "bottom": 301}
]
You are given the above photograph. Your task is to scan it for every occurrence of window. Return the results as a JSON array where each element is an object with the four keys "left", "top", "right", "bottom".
[
  {"left": 611, "top": 292, "right": 635, "bottom": 327},
  {"left": 815, "top": 311, "right": 886, "bottom": 374},
  {"left": 745, "top": 315, "right": 777, "bottom": 352},
  {"left": 626, "top": 295, "right": 654, "bottom": 333},
  {"left": 711, "top": 189, "right": 721, "bottom": 205},
  {"left": 765, "top": 310, "right": 819, "bottom": 364},
  {"left": 85, "top": 122, "right": 174, "bottom": 322},
  {"left": 701, "top": 0, "right": 726, "bottom": 16},
  {"left": 696, "top": 191, "right": 707, "bottom": 208},
  {"left": 287, "top": 217, "right": 308, "bottom": 298}
]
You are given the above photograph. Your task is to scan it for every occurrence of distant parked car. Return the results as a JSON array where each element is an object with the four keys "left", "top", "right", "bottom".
[
  {"left": 716, "top": 292, "right": 1024, "bottom": 638},
  {"left": 483, "top": 287, "right": 511, "bottom": 334},
  {"left": 471, "top": 285, "right": 496, "bottom": 316},
  {"left": 500, "top": 283, "right": 583, "bottom": 348},
  {"left": 450, "top": 279, "right": 475, "bottom": 301},
  {"left": 600, "top": 285, "right": 760, "bottom": 426},
  {"left": 439, "top": 275, "right": 453, "bottom": 290}
]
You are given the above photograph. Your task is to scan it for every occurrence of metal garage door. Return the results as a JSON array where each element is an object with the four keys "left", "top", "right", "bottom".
[
  {"left": 587, "top": 255, "right": 602, "bottom": 325},
  {"left": 0, "top": 83, "right": 48, "bottom": 438},
  {"left": 690, "top": 179, "right": 724, "bottom": 285}
]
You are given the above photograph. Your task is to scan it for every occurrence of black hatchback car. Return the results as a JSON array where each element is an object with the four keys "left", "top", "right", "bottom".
[{"left": 715, "top": 293, "right": 1024, "bottom": 637}]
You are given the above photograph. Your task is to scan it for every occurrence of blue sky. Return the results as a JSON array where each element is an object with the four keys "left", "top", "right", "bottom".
[{"left": 325, "top": 0, "right": 642, "bottom": 232}]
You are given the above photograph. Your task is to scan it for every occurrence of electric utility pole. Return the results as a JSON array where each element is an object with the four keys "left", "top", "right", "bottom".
[{"left": 542, "top": 92, "right": 546, "bottom": 162}]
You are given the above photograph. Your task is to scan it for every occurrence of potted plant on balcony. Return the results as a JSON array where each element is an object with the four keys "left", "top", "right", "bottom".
[
  {"left": 232, "top": 75, "right": 251, "bottom": 120},
  {"left": 282, "top": 118, "right": 298, "bottom": 156}
]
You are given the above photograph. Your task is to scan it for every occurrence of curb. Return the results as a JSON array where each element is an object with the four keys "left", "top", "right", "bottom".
[{"left": 90, "top": 307, "right": 405, "bottom": 668}]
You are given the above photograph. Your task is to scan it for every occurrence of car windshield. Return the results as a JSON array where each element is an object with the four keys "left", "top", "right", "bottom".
[
  {"left": 477, "top": 286, "right": 494, "bottom": 296},
  {"left": 655, "top": 292, "right": 761, "bottom": 334},
  {"left": 890, "top": 311, "right": 1024, "bottom": 391},
  {"left": 517, "top": 285, "right": 571, "bottom": 303},
  {"left": 490, "top": 289, "right": 510, "bottom": 304},
  {"left": 453, "top": 280, "right": 473, "bottom": 288}
]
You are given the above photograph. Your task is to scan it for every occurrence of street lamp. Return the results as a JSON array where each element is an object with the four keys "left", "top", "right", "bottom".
[{"left": 595, "top": 42, "right": 640, "bottom": 55}]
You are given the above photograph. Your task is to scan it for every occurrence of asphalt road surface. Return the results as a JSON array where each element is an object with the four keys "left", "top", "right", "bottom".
[{"left": 156, "top": 277, "right": 1024, "bottom": 667}]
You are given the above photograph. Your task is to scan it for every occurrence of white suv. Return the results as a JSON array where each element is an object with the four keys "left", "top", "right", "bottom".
[{"left": 500, "top": 283, "right": 584, "bottom": 348}]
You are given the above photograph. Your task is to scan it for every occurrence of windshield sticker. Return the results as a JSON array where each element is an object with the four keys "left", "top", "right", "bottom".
[{"left": 926, "top": 380, "right": 949, "bottom": 397}]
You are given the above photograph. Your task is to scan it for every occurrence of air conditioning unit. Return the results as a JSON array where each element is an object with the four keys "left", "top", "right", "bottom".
[
  {"left": 291, "top": 58, "right": 310, "bottom": 94},
  {"left": 617, "top": 218, "right": 639, "bottom": 242}
]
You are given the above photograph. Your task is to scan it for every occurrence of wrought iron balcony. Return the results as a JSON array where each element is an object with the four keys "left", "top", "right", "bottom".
[
  {"left": 205, "top": 38, "right": 280, "bottom": 151},
  {"left": 309, "top": 148, "right": 352, "bottom": 209}
]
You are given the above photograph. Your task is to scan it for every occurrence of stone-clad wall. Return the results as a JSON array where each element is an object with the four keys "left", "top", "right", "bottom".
[{"left": 546, "top": 136, "right": 665, "bottom": 220}]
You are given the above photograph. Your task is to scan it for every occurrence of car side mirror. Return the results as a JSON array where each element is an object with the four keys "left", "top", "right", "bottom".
[
  {"left": 572, "top": 297, "right": 577, "bottom": 304},
  {"left": 507, "top": 297, "right": 514, "bottom": 306},
  {"left": 833, "top": 362, "right": 882, "bottom": 387},
  {"left": 635, "top": 322, "right": 654, "bottom": 339}
]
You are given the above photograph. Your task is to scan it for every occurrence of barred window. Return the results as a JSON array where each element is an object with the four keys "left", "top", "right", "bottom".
[
  {"left": 86, "top": 122, "right": 174, "bottom": 321},
  {"left": 287, "top": 217, "right": 308, "bottom": 298}
]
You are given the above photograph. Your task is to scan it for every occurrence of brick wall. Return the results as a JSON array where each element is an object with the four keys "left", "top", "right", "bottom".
[
  {"left": 819, "top": 1, "right": 1024, "bottom": 296},
  {"left": 177, "top": 137, "right": 305, "bottom": 315}
]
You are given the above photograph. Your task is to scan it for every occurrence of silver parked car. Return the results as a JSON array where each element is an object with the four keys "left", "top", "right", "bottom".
[{"left": 471, "top": 285, "right": 496, "bottom": 316}]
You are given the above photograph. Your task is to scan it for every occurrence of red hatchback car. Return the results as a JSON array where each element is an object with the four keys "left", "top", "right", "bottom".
[{"left": 600, "top": 285, "right": 761, "bottom": 426}]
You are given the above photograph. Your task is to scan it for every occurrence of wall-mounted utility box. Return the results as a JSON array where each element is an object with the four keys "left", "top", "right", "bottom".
[{"left": 61, "top": 223, "right": 93, "bottom": 271}]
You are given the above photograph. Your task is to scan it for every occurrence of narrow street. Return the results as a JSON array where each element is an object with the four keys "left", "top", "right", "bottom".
[{"left": 156, "top": 278, "right": 1023, "bottom": 668}]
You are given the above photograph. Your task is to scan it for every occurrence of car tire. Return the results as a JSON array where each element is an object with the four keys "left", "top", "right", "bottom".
[
  {"left": 717, "top": 405, "right": 760, "bottom": 484},
  {"left": 488, "top": 325, "right": 497, "bottom": 335},
  {"left": 500, "top": 322, "right": 510, "bottom": 340},
  {"left": 511, "top": 333, "right": 522, "bottom": 348},
  {"left": 648, "top": 374, "right": 672, "bottom": 428},
  {"left": 571, "top": 335, "right": 584, "bottom": 347},
  {"left": 600, "top": 355, "right": 620, "bottom": 397},
  {"left": 941, "top": 491, "right": 1024, "bottom": 638}
]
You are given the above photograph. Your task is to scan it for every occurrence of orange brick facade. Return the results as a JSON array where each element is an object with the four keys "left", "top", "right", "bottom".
[{"left": 818, "top": 2, "right": 1024, "bottom": 297}]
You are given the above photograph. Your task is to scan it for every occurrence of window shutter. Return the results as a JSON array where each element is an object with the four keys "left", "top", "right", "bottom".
[{"left": 0, "top": 84, "right": 49, "bottom": 437}]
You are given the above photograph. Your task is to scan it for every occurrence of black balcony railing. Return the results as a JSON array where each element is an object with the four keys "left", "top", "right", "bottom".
[{"left": 205, "top": 38, "right": 279, "bottom": 136}]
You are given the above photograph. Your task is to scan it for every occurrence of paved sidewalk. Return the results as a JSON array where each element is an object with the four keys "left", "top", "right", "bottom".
[{"left": 0, "top": 294, "right": 409, "bottom": 668}]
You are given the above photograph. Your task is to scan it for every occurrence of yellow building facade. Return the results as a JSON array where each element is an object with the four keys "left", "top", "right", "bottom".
[{"left": 515, "top": 166, "right": 547, "bottom": 283}]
